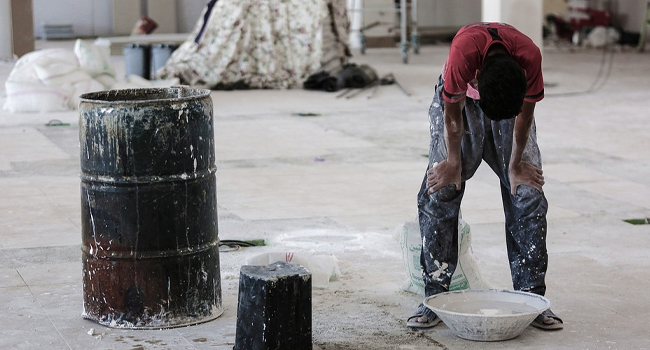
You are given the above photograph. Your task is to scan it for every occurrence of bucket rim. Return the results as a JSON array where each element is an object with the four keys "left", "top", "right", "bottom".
[{"left": 79, "top": 86, "right": 211, "bottom": 105}]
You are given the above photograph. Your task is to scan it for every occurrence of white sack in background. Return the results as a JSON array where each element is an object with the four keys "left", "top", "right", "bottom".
[
  {"left": 398, "top": 217, "right": 493, "bottom": 296},
  {"left": 3, "top": 48, "right": 79, "bottom": 112},
  {"left": 584, "top": 26, "right": 620, "bottom": 48},
  {"left": 3, "top": 39, "right": 179, "bottom": 113},
  {"left": 3, "top": 40, "right": 114, "bottom": 113}
]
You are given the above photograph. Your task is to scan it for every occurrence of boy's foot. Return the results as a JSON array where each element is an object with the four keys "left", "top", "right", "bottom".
[
  {"left": 407, "top": 304, "right": 441, "bottom": 329},
  {"left": 531, "top": 309, "right": 563, "bottom": 330}
]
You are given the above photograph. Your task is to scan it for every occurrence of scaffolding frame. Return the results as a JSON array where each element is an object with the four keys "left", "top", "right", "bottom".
[{"left": 349, "top": 0, "right": 419, "bottom": 63}]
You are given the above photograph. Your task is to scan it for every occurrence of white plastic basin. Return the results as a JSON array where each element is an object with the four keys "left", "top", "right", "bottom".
[{"left": 424, "top": 289, "right": 550, "bottom": 341}]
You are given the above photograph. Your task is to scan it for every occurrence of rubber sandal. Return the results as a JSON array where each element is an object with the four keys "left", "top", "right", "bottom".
[
  {"left": 407, "top": 304, "right": 441, "bottom": 329},
  {"left": 531, "top": 309, "right": 564, "bottom": 330}
]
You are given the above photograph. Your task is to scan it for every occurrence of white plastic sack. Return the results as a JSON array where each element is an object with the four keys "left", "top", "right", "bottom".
[
  {"left": 74, "top": 38, "right": 116, "bottom": 80},
  {"left": 3, "top": 39, "right": 119, "bottom": 113},
  {"left": 398, "top": 217, "right": 492, "bottom": 296},
  {"left": 244, "top": 252, "right": 341, "bottom": 289},
  {"left": 3, "top": 49, "right": 77, "bottom": 112},
  {"left": 585, "top": 26, "right": 620, "bottom": 48},
  {"left": 4, "top": 81, "right": 71, "bottom": 113}
]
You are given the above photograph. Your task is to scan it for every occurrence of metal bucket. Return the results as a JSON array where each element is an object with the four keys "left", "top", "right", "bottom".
[
  {"left": 151, "top": 43, "right": 178, "bottom": 76},
  {"left": 79, "top": 87, "right": 222, "bottom": 329},
  {"left": 123, "top": 43, "right": 151, "bottom": 79}
]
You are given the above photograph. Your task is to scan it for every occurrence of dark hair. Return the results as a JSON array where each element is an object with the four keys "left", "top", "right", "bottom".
[{"left": 477, "top": 54, "right": 527, "bottom": 120}]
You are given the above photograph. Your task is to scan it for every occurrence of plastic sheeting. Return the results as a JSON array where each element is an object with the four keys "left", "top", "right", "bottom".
[{"left": 155, "top": 0, "right": 350, "bottom": 89}]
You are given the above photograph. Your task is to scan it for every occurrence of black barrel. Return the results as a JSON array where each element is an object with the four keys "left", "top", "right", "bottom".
[{"left": 79, "top": 87, "right": 222, "bottom": 329}]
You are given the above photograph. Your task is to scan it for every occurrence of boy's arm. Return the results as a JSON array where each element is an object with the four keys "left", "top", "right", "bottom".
[
  {"left": 509, "top": 101, "right": 544, "bottom": 195},
  {"left": 426, "top": 100, "right": 463, "bottom": 194}
]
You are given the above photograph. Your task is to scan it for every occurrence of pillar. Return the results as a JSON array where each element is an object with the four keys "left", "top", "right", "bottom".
[
  {"left": 482, "top": 0, "right": 543, "bottom": 51},
  {"left": 0, "top": 0, "right": 11, "bottom": 60},
  {"left": 0, "top": 0, "right": 35, "bottom": 59}
]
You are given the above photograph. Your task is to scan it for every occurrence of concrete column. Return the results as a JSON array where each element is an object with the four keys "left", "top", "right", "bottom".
[
  {"left": 347, "top": 0, "right": 363, "bottom": 49},
  {"left": 481, "top": 0, "right": 543, "bottom": 50},
  {"left": 1, "top": 0, "right": 34, "bottom": 59},
  {"left": 0, "top": 0, "right": 13, "bottom": 60},
  {"left": 10, "top": 0, "right": 35, "bottom": 57}
]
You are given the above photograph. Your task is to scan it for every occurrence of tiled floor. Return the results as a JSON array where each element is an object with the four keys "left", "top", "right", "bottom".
[{"left": 1, "top": 40, "right": 649, "bottom": 349}]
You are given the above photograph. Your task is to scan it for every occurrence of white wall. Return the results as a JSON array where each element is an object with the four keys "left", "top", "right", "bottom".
[
  {"left": 543, "top": 0, "right": 567, "bottom": 15},
  {"left": 28, "top": 0, "right": 650, "bottom": 39},
  {"left": 347, "top": 0, "right": 481, "bottom": 48},
  {"left": 176, "top": 0, "right": 206, "bottom": 34},
  {"left": 0, "top": 0, "right": 12, "bottom": 59},
  {"left": 32, "top": 0, "right": 196, "bottom": 38},
  {"left": 32, "top": 0, "right": 113, "bottom": 38},
  {"left": 418, "top": 0, "right": 482, "bottom": 27},
  {"left": 482, "top": 0, "right": 543, "bottom": 49},
  {"left": 614, "top": 0, "right": 648, "bottom": 32}
]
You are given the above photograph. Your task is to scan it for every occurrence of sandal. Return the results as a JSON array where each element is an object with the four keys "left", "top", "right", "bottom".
[
  {"left": 531, "top": 309, "right": 563, "bottom": 330},
  {"left": 407, "top": 304, "right": 441, "bottom": 329}
]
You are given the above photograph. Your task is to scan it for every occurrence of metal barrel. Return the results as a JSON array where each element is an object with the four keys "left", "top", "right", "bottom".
[
  {"left": 123, "top": 43, "right": 151, "bottom": 79},
  {"left": 151, "top": 43, "right": 178, "bottom": 77},
  {"left": 78, "top": 87, "right": 222, "bottom": 329}
]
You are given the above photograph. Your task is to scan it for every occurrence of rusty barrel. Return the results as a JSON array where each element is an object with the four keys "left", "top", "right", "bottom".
[{"left": 79, "top": 87, "right": 222, "bottom": 329}]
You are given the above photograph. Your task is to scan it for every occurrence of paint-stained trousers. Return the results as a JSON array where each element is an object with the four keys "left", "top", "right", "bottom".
[{"left": 417, "top": 77, "right": 548, "bottom": 297}]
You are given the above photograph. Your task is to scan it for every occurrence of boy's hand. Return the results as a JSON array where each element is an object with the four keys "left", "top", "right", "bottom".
[
  {"left": 427, "top": 160, "right": 462, "bottom": 194},
  {"left": 509, "top": 161, "right": 544, "bottom": 195}
]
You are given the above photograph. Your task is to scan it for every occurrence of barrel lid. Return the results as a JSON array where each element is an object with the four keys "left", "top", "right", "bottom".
[
  {"left": 123, "top": 43, "right": 151, "bottom": 48},
  {"left": 152, "top": 43, "right": 179, "bottom": 49},
  {"left": 79, "top": 86, "right": 211, "bottom": 105}
]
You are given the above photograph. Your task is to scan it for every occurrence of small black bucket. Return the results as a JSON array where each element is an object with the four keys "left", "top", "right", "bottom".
[{"left": 78, "top": 87, "right": 222, "bottom": 329}]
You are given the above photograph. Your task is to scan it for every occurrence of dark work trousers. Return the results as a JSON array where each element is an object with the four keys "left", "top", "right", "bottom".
[{"left": 417, "top": 76, "right": 548, "bottom": 297}]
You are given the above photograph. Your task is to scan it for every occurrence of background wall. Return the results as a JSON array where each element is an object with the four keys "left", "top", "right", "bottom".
[
  {"left": 32, "top": 0, "right": 203, "bottom": 38},
  {"left": 544, "top": 0, "right": 568, "bottom": 14},
  {"left": 483, "top": 0, "right": 543, "bottom": 49},
  {"left": 347, "top": 0, "right": 482, "bottom": 48},
  {"left": 416, "top": 0, "right": 482, "bottom": 27},
  {"left": 29, "top": 0, "right": 650, "bottom": 39},
  {"left": 613, "top": 0, "right": 648, "bottom": 32},
  {"left": 176, "top": 0, "right": 206, "bottom": 34},
  {"left": 32, "top": 0, "right": 113, "bottom": 38}
]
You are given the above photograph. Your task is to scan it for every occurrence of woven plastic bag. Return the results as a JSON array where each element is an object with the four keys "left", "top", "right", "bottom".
[{"left": 398, "top": 217, "right": 492, "bottom": 296}]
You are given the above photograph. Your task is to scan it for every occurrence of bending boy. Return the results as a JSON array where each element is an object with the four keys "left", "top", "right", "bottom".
[{"left": 408, "top": 22, "right": 563, "bottom": 331}]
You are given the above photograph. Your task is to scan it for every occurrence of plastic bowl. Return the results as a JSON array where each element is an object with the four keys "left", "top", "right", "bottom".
[{"left": 423, "top": 289, "right": 550, "bottom": 341}]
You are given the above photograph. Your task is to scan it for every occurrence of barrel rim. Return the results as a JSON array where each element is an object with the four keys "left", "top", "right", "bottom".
[
  {"left": 79, "top": 167, "right": 217, "bottom": 184},
  {"left": 79, "top": 86, "right": 211, "bottom": 105}
]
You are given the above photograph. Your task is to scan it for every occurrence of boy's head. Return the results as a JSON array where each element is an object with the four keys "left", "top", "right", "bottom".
[{"left": 477, "top": 54, "right": 527, "bottom": 120}]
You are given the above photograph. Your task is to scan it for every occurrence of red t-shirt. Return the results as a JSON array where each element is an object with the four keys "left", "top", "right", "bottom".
[{"left": 442, "top": 22, "right": 544, "bottom": 103}]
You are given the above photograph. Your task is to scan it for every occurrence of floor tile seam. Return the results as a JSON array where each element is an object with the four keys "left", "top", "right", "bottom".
[
  {"left": 7, "top": 280, "right": 81, "bottom": 288},
  {"left": 546, "top": 251, "right": 650, "bottom": 270},
  {"left": 216, "top": 160, "right": 426, "bottom": 173},
  {"left": 568, "top": 183, "right": 650, "bottom": 209},
  {"left": 212, "top": 106, "right": 424, "bottom": 120},
  {"left": 40, "top": 193, "right": 83, "bottom": 229},
  {"left": 543, "top": 181, "right": 650, "bottom": 212},
  {"left": 13, "top": 268, "right": 75, "bottom": 349},
  {"left": 224, "top": 204, "right": 413, "bottom": 214}
]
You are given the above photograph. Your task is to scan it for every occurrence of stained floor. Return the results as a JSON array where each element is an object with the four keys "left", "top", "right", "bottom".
[{"left": 1, "top": 39, "right": 649, "bottom": 349}]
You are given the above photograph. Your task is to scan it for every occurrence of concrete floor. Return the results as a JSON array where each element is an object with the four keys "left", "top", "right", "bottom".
[{"left": 1, "top": 40, "right": 649, "bottom": 349}]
